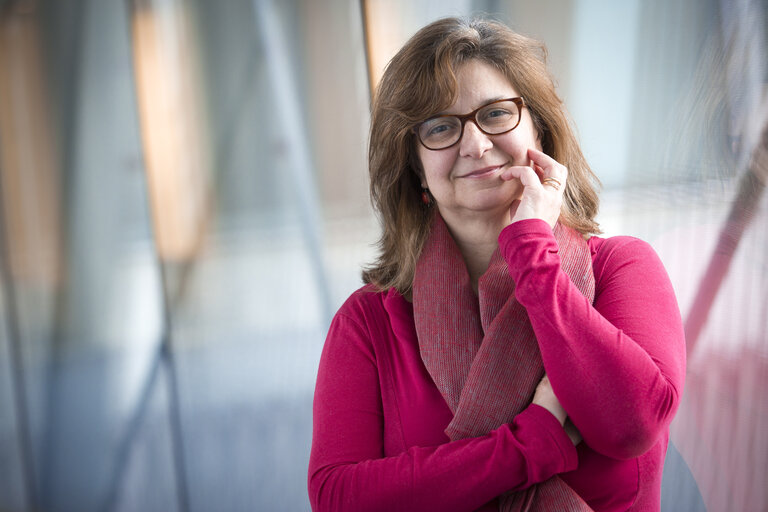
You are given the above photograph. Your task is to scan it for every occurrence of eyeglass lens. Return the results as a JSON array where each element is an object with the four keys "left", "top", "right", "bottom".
[{"left": 418, "top": 99, "right": 521, "bottom": 150}]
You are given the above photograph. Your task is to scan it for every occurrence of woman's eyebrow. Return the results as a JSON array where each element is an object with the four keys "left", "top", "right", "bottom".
[
  {"left": 481, "top": 95, "right": 508, "bottom": 105},
  {"left": 437, "top": 96, "right": 511, "bottom": 116}
]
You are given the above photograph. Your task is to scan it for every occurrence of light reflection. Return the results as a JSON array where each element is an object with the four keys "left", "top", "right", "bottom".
[{"left": 131, "top": 0, "right": 212, "bottom": 264}]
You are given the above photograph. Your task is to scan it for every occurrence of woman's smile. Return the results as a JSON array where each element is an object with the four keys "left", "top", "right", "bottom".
[{"left": 458, "top": 163, "right": 509, "bottom": 179}]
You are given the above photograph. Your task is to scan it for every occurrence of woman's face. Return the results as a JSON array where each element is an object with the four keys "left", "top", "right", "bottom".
[{"left": 417, "top": 59, "right": 542, "bottom": 225}]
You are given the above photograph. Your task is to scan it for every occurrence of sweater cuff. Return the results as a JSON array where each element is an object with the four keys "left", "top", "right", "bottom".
[
  {"left": 499, "top": 219, "right": 559, "bottom": 283},
  {"left": 499, "top": 219, "right": 554, "bottom": 248},
  {"left": 517, "top": 404, "right": 579, "bottom": 473}
]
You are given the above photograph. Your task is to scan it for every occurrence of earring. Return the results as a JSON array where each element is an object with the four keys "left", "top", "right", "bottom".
[{"left": 421, "top": 188, "right": 431, "bottom": 205}]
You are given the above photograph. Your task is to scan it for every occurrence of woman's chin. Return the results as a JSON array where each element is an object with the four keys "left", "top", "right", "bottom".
[
  {"left": 470, "top": 186, "right": 521, "bottom": 213},
  {"left": 448, "top": 197, "right": 516, "bottom": 222}
]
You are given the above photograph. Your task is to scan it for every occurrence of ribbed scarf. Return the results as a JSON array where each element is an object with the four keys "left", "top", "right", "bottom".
[{"left": 413, "top": 214, "right": 595, "bottom": 512}]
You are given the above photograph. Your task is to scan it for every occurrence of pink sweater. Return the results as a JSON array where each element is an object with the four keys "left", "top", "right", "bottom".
[{"left": 309, "top": 219, "right": 686, "bottom": 511}]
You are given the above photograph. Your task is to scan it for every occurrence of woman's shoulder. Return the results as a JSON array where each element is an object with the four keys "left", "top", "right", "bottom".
[
  {"left": 335, "top": 284, "right": 412, "bottom": 332},
  {"left": 334, "top": 283, "right": 405, "bottom": 326},
  {"left": 587, "top": 233, "right": 655, "bottom": 259},
  {"left": 586, "top": 233, "right": 668, "bottom": 281},
  {"left": 326, "top": 285, "right": 409, "bottom": 361},
  {"left": 336, "top": 283, "right": 387, "bottom": 317}
]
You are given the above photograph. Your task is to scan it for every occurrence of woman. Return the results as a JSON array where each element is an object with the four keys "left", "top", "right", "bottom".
[{"left": 308, "top": 17, "right": 685, "bottom": 512}]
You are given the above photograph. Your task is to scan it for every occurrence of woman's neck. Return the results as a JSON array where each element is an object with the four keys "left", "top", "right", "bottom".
[{"left": 440, "top": 209, "right": 509, "bottom": 292}]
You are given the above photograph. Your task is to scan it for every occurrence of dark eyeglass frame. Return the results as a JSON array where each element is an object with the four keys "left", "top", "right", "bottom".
[{"left": 415, "top": 97, "right": 526, "bottom": 151}]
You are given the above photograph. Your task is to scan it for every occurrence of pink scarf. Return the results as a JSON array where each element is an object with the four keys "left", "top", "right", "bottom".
[{"left": 413, "top": 214, "right": 595, "bottom": 511}]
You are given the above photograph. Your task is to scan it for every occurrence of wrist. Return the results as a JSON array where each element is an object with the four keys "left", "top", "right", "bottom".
[{"left": 542, "top": 404, "right": 567, "bottom": 426}]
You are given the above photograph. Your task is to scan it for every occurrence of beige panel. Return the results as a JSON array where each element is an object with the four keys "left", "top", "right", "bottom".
[
  {"left": 0, "top": 2, "right": 62, "bottom": 285},
  {"left": 130, "top": 0, "right": 212, "bottom": 263}
]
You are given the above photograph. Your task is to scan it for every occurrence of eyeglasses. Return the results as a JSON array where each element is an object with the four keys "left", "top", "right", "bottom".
[{"left": 415, "top": 97, "right": 525, "bottom": 150}]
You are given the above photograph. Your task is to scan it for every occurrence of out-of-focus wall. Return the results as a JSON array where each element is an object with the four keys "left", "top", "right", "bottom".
[{"left": 0, "top": 0, "right": 765, "bottom": 511}]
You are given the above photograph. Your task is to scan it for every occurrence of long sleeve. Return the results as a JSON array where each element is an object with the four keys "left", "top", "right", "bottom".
[
  {"left": 308, "top": 301, "right": 578, "bottom": 512},
  {"left": 499, "top": 219, "right": 686, "bottom": 460}
]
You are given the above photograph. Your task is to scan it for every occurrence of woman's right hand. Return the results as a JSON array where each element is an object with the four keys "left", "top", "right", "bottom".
[
  {"left": 533, "top": 375, "right": 581, "bottom": 446},
  {"left": 500, "top": 148, "right": 567, "bottom": 229},
  {"left": 533, "top": 374, "right": 581, "bottom": 446},
  {"left": 532, "top": 374, "right": 567, "bottom": 424}
]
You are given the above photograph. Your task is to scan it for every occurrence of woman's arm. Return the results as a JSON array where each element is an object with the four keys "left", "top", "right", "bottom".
[
  {"left": 308, "top": 308, "right": 578, "bottom": 512},
  {"left": 499, "top": 219, "right": 686, "bottom": 460}
]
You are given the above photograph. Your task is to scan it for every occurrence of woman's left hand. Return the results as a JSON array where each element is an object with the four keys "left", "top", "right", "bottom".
[{"left": 500, "top": 147, "right": 567, "bottom": 228}]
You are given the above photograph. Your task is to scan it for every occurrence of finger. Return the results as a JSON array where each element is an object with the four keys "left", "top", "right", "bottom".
[
  {"left": 527, "top": 150, "right": 567, "bottom": 194},
  {"left": 500, "top": 165, "right": 542, "bottom": 188},
  {"left": 527, "top": 147, "right": 557, "bottom": 171},
  {"left": 527, "top": 148, "right": 567, "bottom": 180},
  {"left": 499, "top": 165, "right": 525, "bottom": 181}
]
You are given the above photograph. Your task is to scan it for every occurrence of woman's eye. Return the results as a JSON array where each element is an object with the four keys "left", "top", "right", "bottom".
[
  {"left": 429, "top": 124, "right": 451, "bottom": 135},
  {"left": 424, "top": 121, "right": 457, "bottom": 138},
  {"left": 484, "top": 108, "right": 512, "bottom": 120}
]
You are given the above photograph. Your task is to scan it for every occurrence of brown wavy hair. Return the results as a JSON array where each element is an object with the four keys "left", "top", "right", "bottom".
[{"left": 362, "top": 17, "right": 601, "bottom": 295}]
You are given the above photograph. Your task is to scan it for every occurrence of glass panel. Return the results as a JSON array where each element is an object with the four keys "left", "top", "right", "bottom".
[
  {"left": 1, "top": 0, "right": 178, "bottom": 510},
  {"left": 130, "top": 0, "right": 373, "bottom": 510},
  {"left": 0, "top": 260, "right": 28, "bottom": 512}
]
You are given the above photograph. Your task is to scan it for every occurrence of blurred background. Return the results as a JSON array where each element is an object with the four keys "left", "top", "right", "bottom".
[{"left": 0, "top": 0, "right": 765, "bottom": 511}]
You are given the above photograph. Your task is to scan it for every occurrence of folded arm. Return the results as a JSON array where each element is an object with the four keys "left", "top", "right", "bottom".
[
  {"left": 308, "top": 309, "right": 578, "bottom": 512},
  {"left": 501, "top": 220, "right": 686, "bottom": 459}
]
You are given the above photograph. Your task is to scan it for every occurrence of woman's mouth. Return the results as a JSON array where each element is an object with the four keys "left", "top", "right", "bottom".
[{"left": 461, "top": 164, "right": 507, "bottom": 179}]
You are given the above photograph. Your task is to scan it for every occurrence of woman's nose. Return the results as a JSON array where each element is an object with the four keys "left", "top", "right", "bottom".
[{"left": 459, "top": 120, "right": 493, "bottom": 158}]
